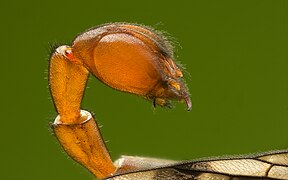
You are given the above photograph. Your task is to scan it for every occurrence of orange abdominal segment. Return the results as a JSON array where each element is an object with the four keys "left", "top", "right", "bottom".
[{"left": 49, "top": 45, "right": 89, "bottom": 123}]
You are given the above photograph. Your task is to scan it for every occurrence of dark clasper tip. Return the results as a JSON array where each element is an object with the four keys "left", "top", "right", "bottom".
[{"left": 184, "top": 96, "right": 192, "bottom": 111}]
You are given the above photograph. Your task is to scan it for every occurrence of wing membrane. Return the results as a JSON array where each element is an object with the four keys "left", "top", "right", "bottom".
[{"left": 106, "top": 150, "right": 288, "bottom": 180}]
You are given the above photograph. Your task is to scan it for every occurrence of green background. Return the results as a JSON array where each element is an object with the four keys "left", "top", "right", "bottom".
[{"left": 1, "top": 0, "right": 287, "bottom": 179}]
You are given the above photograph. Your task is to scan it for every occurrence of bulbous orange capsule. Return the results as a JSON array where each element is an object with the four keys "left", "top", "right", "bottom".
[{"left": 68, "top": 23, "right": 191, "bottom": 110}]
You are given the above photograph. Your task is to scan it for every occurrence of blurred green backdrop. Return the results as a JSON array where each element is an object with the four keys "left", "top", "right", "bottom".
[{"left": 0, "top": 0, "right": 287, "bottom": 179}]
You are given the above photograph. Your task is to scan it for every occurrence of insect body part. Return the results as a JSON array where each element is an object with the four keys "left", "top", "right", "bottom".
[
  {"left": 70, "top": 23, "right": 191, "bottom": 110},
  {"left": 49, "top": 23, "right": 288, "bottom": 180},
  {"left": 49, "top": 23, "right": 192, "bottom": 179},
  {"left": 107, "top": 150, "right": 288, "bottom": 180}
]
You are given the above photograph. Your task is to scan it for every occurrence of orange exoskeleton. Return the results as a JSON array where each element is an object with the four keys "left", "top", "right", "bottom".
[{"left": 66, "top": 23, "right": 191, "bottom": 110}]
